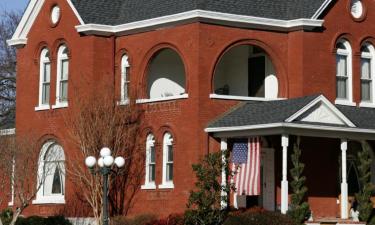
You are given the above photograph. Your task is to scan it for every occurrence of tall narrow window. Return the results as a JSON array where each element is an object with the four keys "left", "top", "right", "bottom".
[
  {"left": 142, "top": 134, "right": 156, "bottom": 189},
  {"left": 37, "top": 48, "right": 51, "bottom": 110},
  {"left": 121, "top": 54, "right": 130, "bottom": 103},
  {"left": 160, "top": 133, "right": 174, "bottom": 189},
  {"left": 360, "top": 43, "right": 375, "bottom": 105},
  {"left": 33, "top": 141, "right": 65, "bottom": 204},
  {"left": 54, "top": 45, "right": 69, "bottom": 108},
  {"left": 335, "top": 40, "right": 353, "bottom": 104}
]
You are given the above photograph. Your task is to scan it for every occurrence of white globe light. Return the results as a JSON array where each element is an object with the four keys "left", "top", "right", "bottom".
[
  {"left": 103, "top": 156, "right": 114, "bottom": 167},
  {"left": 100, "top": 147, "right": 111, "bottom": 157},
  {"left": 114, "top": 157, "right": 125, "bottom": 168},
  {"left": 98, "top": 157, "right": 104, "bottom": 168},
  {"left": 85, "top": 156, "right": 96, "bottom": 168}
]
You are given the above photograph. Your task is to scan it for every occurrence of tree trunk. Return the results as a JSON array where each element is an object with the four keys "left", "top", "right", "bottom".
[{"left": 9, "top": 208, "right": 21, "bottom": 225}]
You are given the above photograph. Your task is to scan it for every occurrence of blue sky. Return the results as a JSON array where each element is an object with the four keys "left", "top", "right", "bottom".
[{"left": 0, "top": 0, "right": 28, "bottom": 12}]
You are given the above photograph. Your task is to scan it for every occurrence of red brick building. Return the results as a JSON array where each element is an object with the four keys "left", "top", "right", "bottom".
[{"left": 5, "top": 0, "right": 375, "bottom": 223}]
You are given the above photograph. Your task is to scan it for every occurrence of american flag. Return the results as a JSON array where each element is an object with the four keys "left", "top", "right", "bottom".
[{"left": 232, "top": 137, "right": 261, "bottom": 196}]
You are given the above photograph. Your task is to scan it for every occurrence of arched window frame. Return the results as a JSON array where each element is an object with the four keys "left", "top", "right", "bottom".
[
  {"left": 120, "top": 54, "right": 130, "bottom": 104},
  {"left": 359, "top": 43, "right": 375, "bottom": 107},
  {"left": 335, "top": 40, "right": 354, "bottom": 105},
  {"left": 36, "top": 48, "right": 51, "bottom": 111},
  {"left": 33, "top": 141, "right": 66, "bottom": 204},
  {"left": 53, "top": 45, "right": 69, "bottom": 108},
  {"left": 159, "top": 133, "right": 174, "bottom": 189},
  {"left": 141, "top": 134, "right": 156, "bottom": 190}
]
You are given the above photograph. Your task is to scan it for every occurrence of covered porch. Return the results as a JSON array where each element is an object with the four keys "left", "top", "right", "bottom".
[{"left": 206, "top": 94, "right": 375, "bottom": 223}]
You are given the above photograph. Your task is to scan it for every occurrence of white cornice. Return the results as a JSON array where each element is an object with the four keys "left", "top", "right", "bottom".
[
  {"left": 76, "top": 10, "right": 324, "bottom": 36},
  {"left": 0, "top": 128, "right": 15, "bottom": 136}
]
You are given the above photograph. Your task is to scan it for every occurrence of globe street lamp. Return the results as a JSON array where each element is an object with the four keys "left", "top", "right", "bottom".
[{"left": 85, "top": 147, "right": 125, "bottom": 225}]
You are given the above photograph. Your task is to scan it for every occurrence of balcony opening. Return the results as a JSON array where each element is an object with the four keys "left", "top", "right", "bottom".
[
  {"left": 147, "top": 48, "right": 186, "bottom": 100},
  {"left": 213, "top": 45, "right": 278, "bottom": 99}
]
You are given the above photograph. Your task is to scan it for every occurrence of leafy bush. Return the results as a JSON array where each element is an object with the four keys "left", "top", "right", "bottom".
[
  {"left": 145, "top": 214, "right": 184, "bottom": 225},
  {"left": 0, "top": 208, "right": 13, "bottom": 225},
  {"left": 224, "top": 210, "right": 297, "bottom": 225},
  {"left": 15, "top": 215, "right": 72, "bottom": 225},
  {"left": 111, "top": 214, "right": 156, "bottom": 225}
]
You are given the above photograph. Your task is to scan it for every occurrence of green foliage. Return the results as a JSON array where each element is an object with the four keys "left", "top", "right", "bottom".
[
  {"left": 287, "top": 142, "right": 310, "bottom": 224},
  {"left": 184, "top": 151, "right": 231, "bottom": 225},
  {"left": 111, "top": 214, "right": 157, "bottom": 225},
  {"left": 224, "top": 210, "right": 297, "bottom": 225},
  {"left": 12, "top": 216, "right": 72, "bottom": 225},
  {"left": 355, "top": 143, "right": 374, "bottom": 222},
  {"left": 0, "top": 208, "right": 13, "bottom": 225}
]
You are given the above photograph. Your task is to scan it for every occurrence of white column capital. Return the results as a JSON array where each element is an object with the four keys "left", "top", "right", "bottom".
[
  {"left": 282, "top": 134, "right": 289, "bottom": 147},
  {"left": 341, "top": 139, "right": 348, "bottom": 151},
  {"left": 221, "top": 138, "right": 228, "bottom": 151}
]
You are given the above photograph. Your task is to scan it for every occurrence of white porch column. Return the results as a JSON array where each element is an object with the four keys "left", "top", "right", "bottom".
[
  {"left": 340, "top": 139, "right": 348, "bottom": 219},
  {"left": 281, "top": 134, "right": 289, "bottom": 214},
  {"left": 221, "top": 138, "right": 228, "bottom": 209}
]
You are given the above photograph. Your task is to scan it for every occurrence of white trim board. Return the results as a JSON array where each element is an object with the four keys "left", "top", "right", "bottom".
[
  {"left": 7, "top": 0, "right": 84, "bottom": 47},
  {"left": 0, "top": 128, "right": 15, "bottom": 136},
  {"left": 311, "top": 0, "right": 334, "bottom": 19},
  {"left": 75, "top": 10, "right": 324, "bottom": 36}
]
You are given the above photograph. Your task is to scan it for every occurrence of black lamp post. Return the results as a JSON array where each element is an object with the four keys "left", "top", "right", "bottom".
[{"left": 85, "top": 147, "right": 125, "bottom": 225}]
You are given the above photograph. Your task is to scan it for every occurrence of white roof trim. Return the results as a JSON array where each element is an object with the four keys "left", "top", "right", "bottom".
[
  {"left": 0, "top": 128, "right": 15, "bottom": 136},
  {"left": 285, "top": 95, "right": 356, "bottom": 127},
  {"left": 76, "top": 9, "right": 324, "bottom": 36},
  {"left": 7, "top": 0, "right": 85, "bottom": 47},
  {"left": 311, "top": 0, "right": 333, "bottom": 19}
]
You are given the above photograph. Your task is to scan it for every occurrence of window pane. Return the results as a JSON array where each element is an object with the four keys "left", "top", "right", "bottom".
[
  {"left": 42, "top": 84, "right": 50, "bottom": 104},
  {"left": 361, "top": 80, "right": 372, "bottom": 102},
  {"left": 52, "top": 166, "right": 62, "bottom": 194},
  {"left": 149, "top": 164, "right": 155, "bottom": 182},
  {"left": 61, "top": 60, "right": 69, "bottom": 80},
  {"left": 336, "top": 77, "right": 347, "bottom": 99},
  {"left": 44, "top": 63, "right": 51, "bottom": 82},
  {"left": 168, "top": 145, "right": 173, "bottom": 162},
  {"left": 361, "top": 58, "right": 371, "bottom": 79},
  {"left": 123, "top": 82, "right": 128, "bottom": 100},
  {"left": 167, "top": 163, "right": 173, "bottom": 181},
  {"left": 60, "top": 80, "right": 68, "bottom": 102},
  {"left": 150, "top": 146, "right": 155, "bottom": 163},
  {"left": 336, "top": 55, "right": 347, "bottom": 77}
]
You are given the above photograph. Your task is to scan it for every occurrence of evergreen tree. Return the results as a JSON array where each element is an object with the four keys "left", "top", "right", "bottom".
[
  {"left": 288, "top": 142, "right": 310, "bottom": 224},
  {"left": 355, "top": 143, "right": 374, "bottom": 222}
]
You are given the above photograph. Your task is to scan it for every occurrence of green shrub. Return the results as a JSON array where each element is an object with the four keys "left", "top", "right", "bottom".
[
  {"left": 223, "top": 210, "right": 297, "bottom": 225},
  {"left": 0, "top": 208, "right": 13, "bottom": 225},
  {"left": 111, "top": 214, "right": 156, "bottom": 225},
  {"left": 15, "top": 215, "right": 72, "bottom": 225},
  {"left": 145, "top": 214, "right": 184, "bottom": 225}
]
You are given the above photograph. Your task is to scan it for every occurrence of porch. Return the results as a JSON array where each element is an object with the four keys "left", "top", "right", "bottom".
[{"left": 205, "top": 94, "right": 375, "bottom": 222}]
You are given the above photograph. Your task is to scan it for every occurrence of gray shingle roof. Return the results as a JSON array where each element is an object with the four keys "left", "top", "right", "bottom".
[
  {"left": 70, "top": 0, "right": 328, "bottom": 26},
  {"left": 207, "top": 95, "right": 375, "bottom": 130}
]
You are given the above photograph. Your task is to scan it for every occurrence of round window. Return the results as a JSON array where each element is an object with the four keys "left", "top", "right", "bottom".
[
  {"left": 51, "top": 6, "right": 61, "bottom": 25},
  {"left": 350, "top": 0, "right": 363, "bottom": 19}
]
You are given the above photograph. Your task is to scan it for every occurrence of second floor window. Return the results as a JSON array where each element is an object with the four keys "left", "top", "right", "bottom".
[
  {"left": 336, "top": 40, "right": 352, "bottom": 102},
  {"left": 160, "top": 132, "right": 174, "bottom": 188},
  {"left": 360, "top": 43, "right": 374, "bottom": 103},
  {"left": 142, "top": 133, "right": 156, "bottom": 189},
  {"left": 121, "top": 54, "right": 130, "bottom": 102},
  {"left": 39, "top": 48, "right": 51, "bottom": 106},
  {"left": 56, "top": 45, "right": 69, "bottom": 105}
]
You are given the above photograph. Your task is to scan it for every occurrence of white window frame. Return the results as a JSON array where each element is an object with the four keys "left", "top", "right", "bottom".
[
  {"left": 119, "top": 54, "right": 130, "bottom": 105},
  {"left": 359, "top": 43, "right": 375, "bottom": 107},
  {"left": 159, "top": 133, "right": 174, "bottom": 189},
  {"left": 52, "top": 45, "right": 69, "bottom": 109},
  {"left": 335, "top": 40, "right": 354, "bottom": 106},
  {"left": 35, "top": 48, "right": 51, "bottom": 111},
  {"left": 141, "top": 134, "right": 156, "bottom": 190},
  {"left": 33, "top": 141, "right": 66, "bottom": 204}
]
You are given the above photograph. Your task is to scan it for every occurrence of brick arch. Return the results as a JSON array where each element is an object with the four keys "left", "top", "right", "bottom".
[
  {"left": 210, "top": 39, "right": 288, "bottom": 98},
  {"left": 51, "top": 38, "right": 72, "bottom": 59},
  {"left": 156, "top": 125, "right": 179, "bottom": 146},
  {"left": 33, "top": 42, "right": 50, "bottom": 64},
  {"left": 359, "top": 36, "right": 375, "bottom": 47},
  {"left": 138, "top": 43, "right": 189, "bottom": 99},
  {"left": 331, "top": 33, "right": 355, "bottom": 54}
]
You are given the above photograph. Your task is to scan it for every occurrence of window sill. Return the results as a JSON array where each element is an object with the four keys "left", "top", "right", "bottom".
[
  {"left": 210, "top": 94, "right": 284, "bottom": 101},
  {"left": 141, "top": 183, "right": 156, "bottom": 190},
  {"left": 359, "top": 102, "right": 375, "bottom": 108},
  {"left": 334, "top": 99, "right": 356, "bottom": 106},
  {"left": 158, "top": 183, "right": 174, "bottom": 189},
  {"left": 52, "top": 102, "right": 68, "bottom": 109},
  {"left": 117, "top": 99, "right": 129, "bottom": 106},
  {"left": 35, "top": 105, "right": 50, "bottom": 111},
  {"left": 32, "top": 196, "right": 65, "bottom": 205},
  {"left": 136, "top": 94, "right": 188, "bottom": 104}
]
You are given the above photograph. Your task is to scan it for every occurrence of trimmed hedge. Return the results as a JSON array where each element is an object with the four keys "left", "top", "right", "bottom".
[
  {"left": 111, "top": 214, "right": 156, "bottom": 225},
  {"left": 224, "top": 209, "right": 298, "bottom": 225}
]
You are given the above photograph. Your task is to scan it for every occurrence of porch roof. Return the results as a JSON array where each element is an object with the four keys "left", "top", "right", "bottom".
[{"left": 205, "top": 95, "right": 375, "bottom": 140}]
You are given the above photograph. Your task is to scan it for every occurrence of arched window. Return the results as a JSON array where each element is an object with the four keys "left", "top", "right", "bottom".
[
  {"left": 335, "top": 40, "right": 353, "bottom": 104},
  {"left": 37, "top": 48, "right": 51, "bottom": 110},
  {"left": 33, "top": 141, "right": 65, "bottom": 204},
  {"left": 160, "top": 132, "right": 174, "bottom": 189},
  {"left": 360, "top": 43, "right": 375, "bottom": 105},
  {"left": 146, "top": 48, "right": 187, "bottom": 100},
  {"left": 141, "top": 134, "right": 156, "bottom": 189},
  {"left": 121, "top": 54, "right": 130, "bottom": 103},
  {"left": 54, "top": 45, "right": 69, "bottom": 108},
  {"left": 213, "top": 45, "right": 278, "bottom": 100}
]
